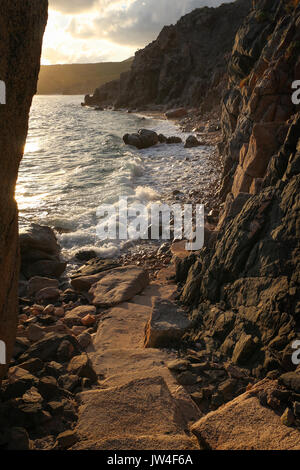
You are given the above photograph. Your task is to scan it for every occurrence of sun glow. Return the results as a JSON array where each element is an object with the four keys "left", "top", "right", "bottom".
[
  {"left": 24, "top": 140, "right": 40, "bottom": 154},
  {"left": 41, "top": 9, "right": 135, "bottom": 65}
]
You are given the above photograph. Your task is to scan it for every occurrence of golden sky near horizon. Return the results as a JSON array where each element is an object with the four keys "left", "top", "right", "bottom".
[{"left": 42, "top": 0, "right": 232, "bottom": 65}]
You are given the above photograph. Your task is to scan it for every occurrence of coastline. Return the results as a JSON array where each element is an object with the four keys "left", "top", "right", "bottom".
[
  {"left": 114, "top": 107, "right": 223, "bottom": 280},
  {"left": 58, "top": 105, "right": 223, "bottom": 281}
]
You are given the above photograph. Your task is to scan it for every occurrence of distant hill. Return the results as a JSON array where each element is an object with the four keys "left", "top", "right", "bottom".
[
  {"left": 84, "top": 1, "right": 250, "bottom": 110},
  {"left": 37, "top": 57, "right": 133, "bottom": 95}
]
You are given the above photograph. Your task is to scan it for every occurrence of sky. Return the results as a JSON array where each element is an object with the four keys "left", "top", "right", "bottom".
[{"left": 42, "top": 0, "right": 234, "bottom": 65}]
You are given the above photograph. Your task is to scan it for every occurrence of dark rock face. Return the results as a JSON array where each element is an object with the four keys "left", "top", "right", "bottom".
[
  {"left": 219, "top": 0, "right": 300, "bottom": 200},
  {"left": 85, "top": 0, "right": 251, "bottom": 110},
  {"left": 180, "top": 0, "right": 300, "bottom": 377},
  {"left": 0, "top": 0, "right": 48, "bottom": 381},
  {"left": 20, "top": 224, "right": 66, "bottom": 279}
]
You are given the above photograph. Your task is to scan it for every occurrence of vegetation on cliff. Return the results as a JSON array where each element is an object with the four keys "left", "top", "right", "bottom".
[{"left": 37, "top": 58, "right": 133, "bottom": 95}]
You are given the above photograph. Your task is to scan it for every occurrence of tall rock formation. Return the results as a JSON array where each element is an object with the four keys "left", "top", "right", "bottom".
[
  {"left": 0, "top": 0, "right": 48, "bottom": 380},
  {"left": 85, "top": 0, "right": 251, "bottom": 110},
  {"left": 180, "top": 0, "right": 300, "bottom": 377}
]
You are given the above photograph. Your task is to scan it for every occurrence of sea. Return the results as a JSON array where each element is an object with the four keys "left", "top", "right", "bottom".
[{"left": 16, "top": 95, "right": 215, "bottom": 263}]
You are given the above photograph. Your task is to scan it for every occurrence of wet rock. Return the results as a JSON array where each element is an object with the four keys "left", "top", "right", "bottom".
[
  {"left": 225, "top": 364, "right": 250, "bottom": 380},
  {"left": 191, "top": 391, "right": 206, "bottom": 407},
  {"left": 22, "top": 386, "right": 43, "bottom": 404},
  {"left": 279, "top": 372, "right": 300, "bottom": 394},
  {"left": 20, "top": 224, "right": 66, "bottom": 279},
  {"left": 35, "top": 287, "right": 60, "bottom": 304},
  {"left": 177, "top": 371, "right": 198, "bottom": 386},
  {"left": 28, "top": 276, "right": 59, "bottom": 297},
  {"left": 47, "top": 401, "right": 64, "bottom": 415},
  {"left": 13, "top": 337, "right": 30, "bottom": 359},
  {"left": 232, "top": 334, "right": 258, "bottom": 366},
  {"left": 211, "top": 392, "right": 224, "bottom": 408},
  {"left": 71, "top": 274, "right": 103, "bottom": 292},
  {"left": 166, "top": 136, "right": 182, "bottom": 144},
  {"left": 43, "top": 304, "right": 55, "bottom": 315},
  {"left": 77, "top": 332, "right": 92, "bottom": 349},
  {"left": 19, "top": 333, "right": 81, "bottom": 363},
  {"left": 18, "top": 358, "right": 44, "bottom": 374},
  {"left": 67, "top": 354, "right": 97, "bottom": 383},
  {"left": 58, "top": 374, "right": 80, "bottom": 392},
  {"left": 27, "top": 324, "right": 45, "bottom": 342},
  {"left": 123, "top": 129, "right": 159, "bottom": 149},
  {"left": 45, "top": 361, "right": 65, "bottom": 379},
  {"left": 75, "top": 250, "right": 97, "bottom": 261},
  {"left": 24, "top": 259, "right": 67, "bottom": 280},
  {"left": 184, "top": 135, "right": 202, "bottom": 148},
  {"left": 61, "top": 288, "right": 78, "bottom": 302},
  {"left": 63, "top": 312, "right": 84, "bottom": 327},
  {"left": 218, "top": 379, "right": 237, "bottom": 400},
  {"left": 63, "top": 305, "right": 96, "bottom": 327},
  {"left": 20, "top": 224, "right": 60, "bottom": 257},
  {"left": 72, "top": 258, "right": 120, "bottom": 279},
  {"left": 36, "top": 314, "right": 56, "bottom": 326},
  {"left": 68, "top": 305, "right": 96, "bottom": 318},
  {"left": 38, "top": 376, "right": 59, "bottom": 400},
  {"left": 72, "top": 326, "right": 86, "bottom": 336},
  {"left": 144, "top": 298, "right": 192, "bottom": 348},
  {"left": 158, "top": 133, "right": 167, "bottom": 143},
  {"left": 53, "top": 306, "right": 64, "bottom": 317},
  {"left": 3, "top": 367, "right": 39, "bottom": 400}
]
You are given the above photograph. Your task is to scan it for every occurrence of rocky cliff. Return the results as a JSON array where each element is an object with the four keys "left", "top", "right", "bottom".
[
  {"left": 0, "top": 0, "right": 48, "bottom": 381},
  {"left": 179, "top": 0, "right": 300, "bottom": 379},
  {"left": 85, "top": 0, "right": 251, "bottom": 110}
]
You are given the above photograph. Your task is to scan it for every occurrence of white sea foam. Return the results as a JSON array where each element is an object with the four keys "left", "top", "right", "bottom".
[{"left": 17, "top": 96, "right": 214, "bottom": 258}]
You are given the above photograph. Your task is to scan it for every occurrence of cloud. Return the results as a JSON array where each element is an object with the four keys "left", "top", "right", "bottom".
[
  {"left": 44, "top": 0, "right": 234, "bottom": 64},
  {"left": 49, "top": 0, "right": 129, "bottom": 15},
  {"left": 66, "top": 0, "right": 234, "bottom": 47},
  {"left": 50, "top": 0, "right": 97, "bottom": 14}
]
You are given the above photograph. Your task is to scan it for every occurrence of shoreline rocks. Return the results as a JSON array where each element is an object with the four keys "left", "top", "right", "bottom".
[
  {"left": 20, "top": 224, "right": 66, "bottom": 280},
  {"left": 123, "top": 128, "right": 183, "bottom": 149}
]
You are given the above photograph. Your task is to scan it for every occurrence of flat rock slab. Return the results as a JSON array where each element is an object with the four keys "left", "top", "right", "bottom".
[
  {"left": 73, "top": 376, "right": 198, "bottom": 450},
  {"left": 93, "top": 304, "right": 152, "bottom": 350},
  {"left": 71, "top": 259, "right": 120, "bottom": 278},
  {"left": 191, "top": 379, "right": 300, "bottom": 450},
  {"left": 89, "top": 266, "right": 149, "bottom": 307},
  {"left": 144, "top": 298, "right": 192, "bottom": 348}
]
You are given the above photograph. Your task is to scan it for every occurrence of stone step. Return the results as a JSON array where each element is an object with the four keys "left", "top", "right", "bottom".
[{"left": 73, "top": 376, "right": 199, "bottom": 450}]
